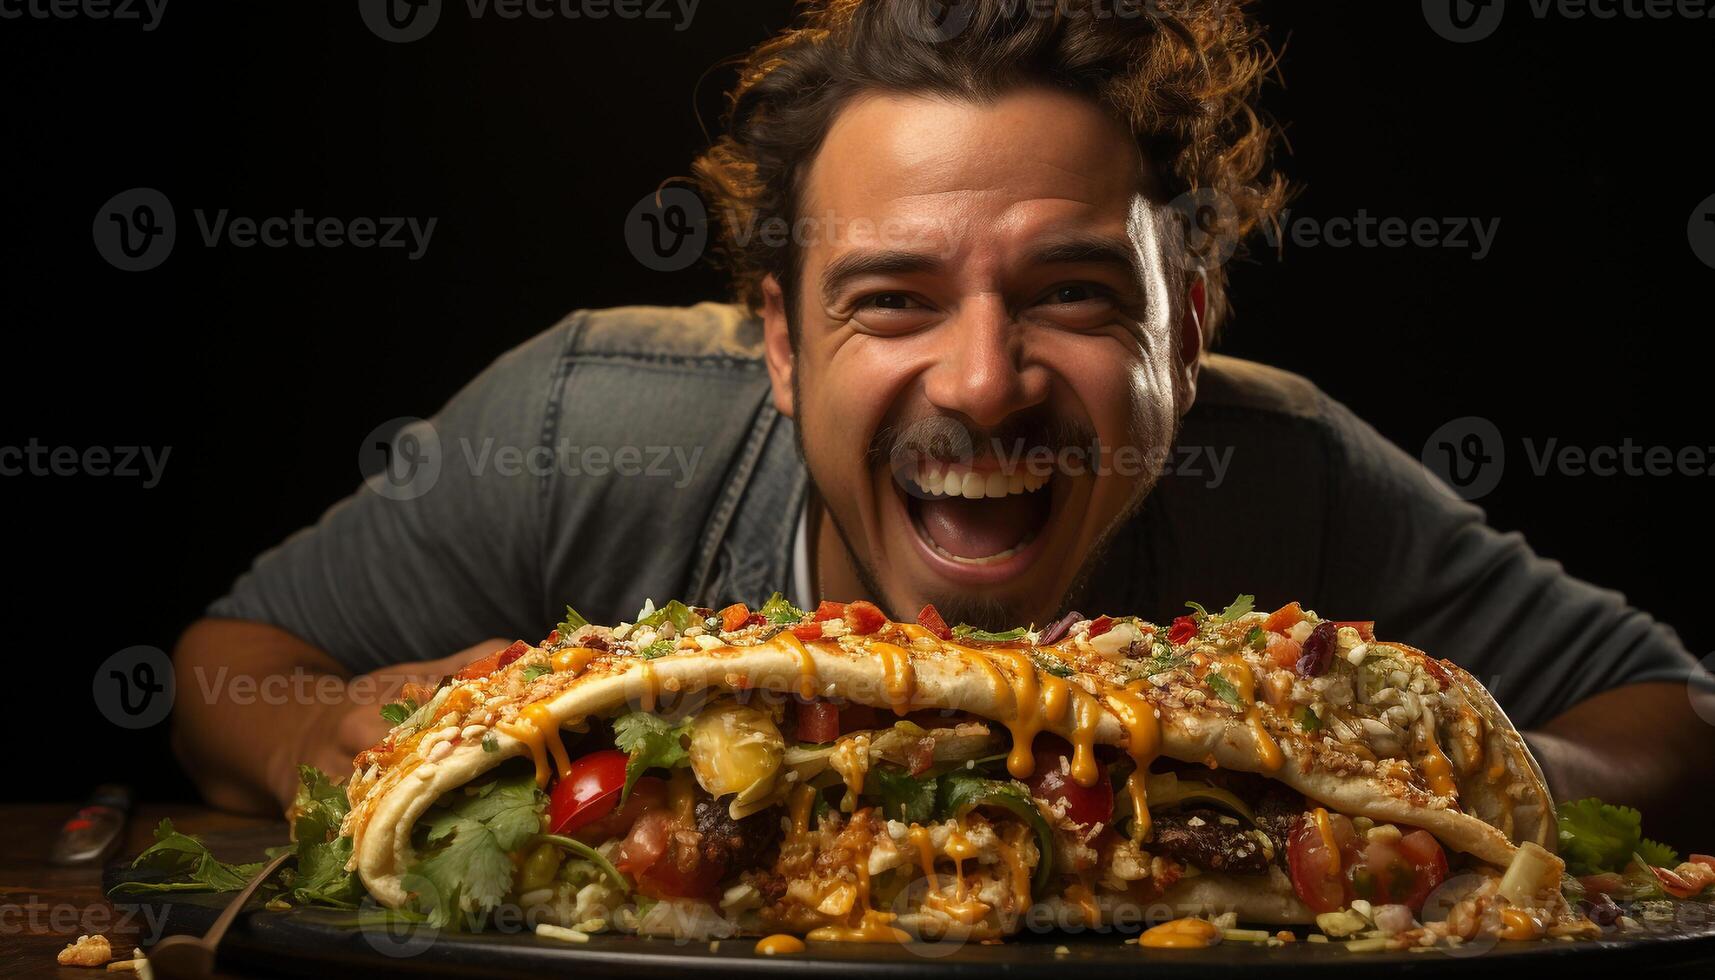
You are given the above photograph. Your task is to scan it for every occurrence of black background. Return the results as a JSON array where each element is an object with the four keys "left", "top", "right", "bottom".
[{"left": 3, "top": 1, "right": 1711, "bottom": 805}]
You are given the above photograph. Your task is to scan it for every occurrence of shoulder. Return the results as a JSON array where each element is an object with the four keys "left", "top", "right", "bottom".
[{"left": 565, "top": 301, "right": 765, "bottom": 369}]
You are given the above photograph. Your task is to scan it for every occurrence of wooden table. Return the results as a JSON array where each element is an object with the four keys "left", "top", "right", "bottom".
[{"left": 0, "top": 804, "right": 282, "bottom": 979}]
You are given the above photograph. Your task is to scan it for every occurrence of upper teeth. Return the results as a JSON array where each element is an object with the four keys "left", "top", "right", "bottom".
[{"left": 911, "top": 461, "right": 1048, "bottom": 499}]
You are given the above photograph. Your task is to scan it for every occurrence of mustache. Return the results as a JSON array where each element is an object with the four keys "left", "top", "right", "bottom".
[{"left": 865, "top": 409, "right": 1100, "bottom": 474}]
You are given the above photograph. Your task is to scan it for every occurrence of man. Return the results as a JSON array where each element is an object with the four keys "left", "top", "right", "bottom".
[{"left": 173, "top": 1, "right": 1713, "bottom": 843}]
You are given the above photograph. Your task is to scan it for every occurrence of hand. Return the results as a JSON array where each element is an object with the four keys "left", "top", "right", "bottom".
[{"left": 273, "top": 638, "right": 510, "bottom": 810}]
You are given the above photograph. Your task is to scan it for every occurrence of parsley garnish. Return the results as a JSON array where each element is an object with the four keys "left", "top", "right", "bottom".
[{"left": 611, "top": 711, "right": 693, "bottom": 801}]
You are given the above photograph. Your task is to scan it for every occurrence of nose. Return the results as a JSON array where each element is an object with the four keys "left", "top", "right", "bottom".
[{"left": 920, "top": 296, "right": 1048, "bottom": 430}]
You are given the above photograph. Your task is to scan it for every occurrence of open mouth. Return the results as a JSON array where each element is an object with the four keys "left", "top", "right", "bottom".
[{"left": 892, "top": 457, "right": 1057, "bottom": 571}]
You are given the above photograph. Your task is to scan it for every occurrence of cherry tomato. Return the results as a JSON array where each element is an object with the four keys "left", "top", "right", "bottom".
[
  {"left": 1287, "top": 810, "right": 1357, "bottom": 913},
  {"left": 1361, "top": 829, "right": 1448, "bottom": 910},
  {"left": 1166, "top": 615, "right": 1197, "bottom": 645},
  {"left": 1024, "top": 736, "right": 1114, "bottom": 827},
  {"left": 548, "top": 749, "right": 629, "bottom": 835},
  {"left": 571, "top": 775, "right": 665, "bottom": 844},
  {"left": 796, "top": 701, "right": 840, "bottom": 743}
]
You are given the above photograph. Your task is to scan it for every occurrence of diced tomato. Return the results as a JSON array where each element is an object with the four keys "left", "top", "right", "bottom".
[
  {"left": 1167, "top": 615, "right": 1197, "bottom": 645},
  {"left": 1287, "top": 811, "right": 1448, "bottom": 914},
  {"left": 745, "top": 612, "right": 767, "bottom": 627},
  {"left": 454, "top": 640, "right": 529, "bottom": 680},
  {"left": 844, "top": 600, "right": 887, "bottom": 635},
  {"left": 1264, "top": 602, "right": 1305, "bottom": 634},
  {"left": 1333, "top": 621, "right": 1376, "bottom": 643},
  {"left": 548, "top": 749, "right": 628, "bottom": 836},
  {"left": 1087, "top": 615, "right": 1115, "bottom": 639},
  {"left": 791, "top": 622, "right": 824, "bottom": 642},
  {"left": 1023, "top": 735, "right": 1113, "bottom": 827},
  {"left": 1265, "top": 632, "right": 1303, "bottom": 671},
  {"left": 572, "top": 776, "right": 666, "bottom": 845},
  {"left": 917, "top": 603, "right": 953, "bottom": 640},
  {"left": 543, "top": 629, "right": 560, "bottom": 646},
  {"left": 718, "top": 603, "right": 751, "bottom": 633},
  {"left": 812, "top": 601, "right": 846, "bottom": 622},
  {"left": 620, "top": 809, "right": 726, "bottom": 900},
  {"left": 796, "top": 701, "right": 840, "bottom": 743}
]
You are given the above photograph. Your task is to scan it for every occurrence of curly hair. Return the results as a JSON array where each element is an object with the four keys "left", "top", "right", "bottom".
[{"left": 689, "top": 0, "right": 1286, "bottom": 342}]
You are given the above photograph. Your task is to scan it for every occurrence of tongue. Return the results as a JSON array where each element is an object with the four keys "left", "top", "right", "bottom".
[{"left": 915, "top": 491, "right": 1042, "bottom": 559}]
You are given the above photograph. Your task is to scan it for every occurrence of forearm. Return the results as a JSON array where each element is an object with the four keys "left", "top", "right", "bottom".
[
  {"left": 1527, "top": 681, "right": 1715, "bottom": 849},
  {"left": 171, "top": 618, "right": 364, "bottom": 815}
]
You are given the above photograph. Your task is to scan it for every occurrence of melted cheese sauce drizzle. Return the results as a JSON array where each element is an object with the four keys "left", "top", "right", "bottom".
[
  {"left": 871, "top": 641, "right": 916, "bottom": 716},
  {"left": 503, "top": 701, "right": 573, "bottom": 788},
  {"left": 1211, "top": 655, "right": 1283, "bottom": 772},
  {"left": 754, "top": 934, "right": 805, "bottom": 955},
  {"left": 774, "top": 630, "right": 821, "bottom": 700},
  {"left": 1104, "top": 681, "right": 1160, "bottom": 840},
  {"left": 1138, "top": 917, "right": 1221, "bottom": 949},
  {"left": 983, "top": 647, "right": 1043, "bottom": 780}
]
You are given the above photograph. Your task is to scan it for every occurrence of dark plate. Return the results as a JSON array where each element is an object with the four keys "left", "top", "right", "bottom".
[{"left": 106, "top": 829, "right": 1715, "bottom": 978}]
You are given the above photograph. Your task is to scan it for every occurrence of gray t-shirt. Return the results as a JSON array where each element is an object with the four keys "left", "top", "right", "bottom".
[{"left": 208, "top": 302, "right": 1707, "bottom": 729}]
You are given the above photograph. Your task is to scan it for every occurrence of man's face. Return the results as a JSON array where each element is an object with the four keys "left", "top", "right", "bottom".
[{"left": 762, "top": 87, "right": 1201, "bottom": 628}]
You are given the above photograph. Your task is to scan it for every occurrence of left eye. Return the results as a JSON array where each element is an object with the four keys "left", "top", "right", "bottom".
[{"left": 1044, "top": 284, "right": 1103, "bottom": 305}]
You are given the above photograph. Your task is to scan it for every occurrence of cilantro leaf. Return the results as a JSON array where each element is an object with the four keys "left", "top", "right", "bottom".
[
  {"left": 1556, "top": 798, "right": 1664, "bottom": 875},
  {"left": 872, "top": 766, "right": 938, "bottom": 824},
  {"left": 611, "top": 711, "right": 693, "bottom": 801},
  {"left": 1206, "top": 673, "right": 1244, "bottom": 710},
  {"left": 520, "top": 664, "right": 550, "bottom": 684},
  {"left": 1217, "top": 595, "right": 1256, "bottom": 622},
  {"left": 380, "top": 699, "right": 419, "bottom": 726},
  {"left": 759, "top": 591, "right": 806, "bottom": 625},
  {"left": 286, "top": 766, "right": 362, "bottom": 907},
  {"left": 1184, "top": 601, "right": 1211, "bottom": 619},
  {"left": 407, "top": 770, "right": 544, "bottom": 928},
  {"left": 557, "top": 604, "right": 589, "bottom": 636},
  {"left": 110, "top": 820, "right": 266, "bottom": 896},
  {"left": 1638, "top": 837, "right": 1680, "bottom": 870},
  {"left": 1245, "top": 626, "right": 1266, "bottom": 650},
  {"left": 1030, "top": 650, "right": 1075, "bottom": 678},
  {"left": 636, "top": 640, "right": 674, "bottom": 660},
  {"left": 1293, "top": 705, "right": 1322, "bottom": 733}
]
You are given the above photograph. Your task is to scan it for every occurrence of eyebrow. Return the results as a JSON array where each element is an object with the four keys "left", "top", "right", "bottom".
[{"left": 818, "top": 233, "right": 1147, "bottom": 308}]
